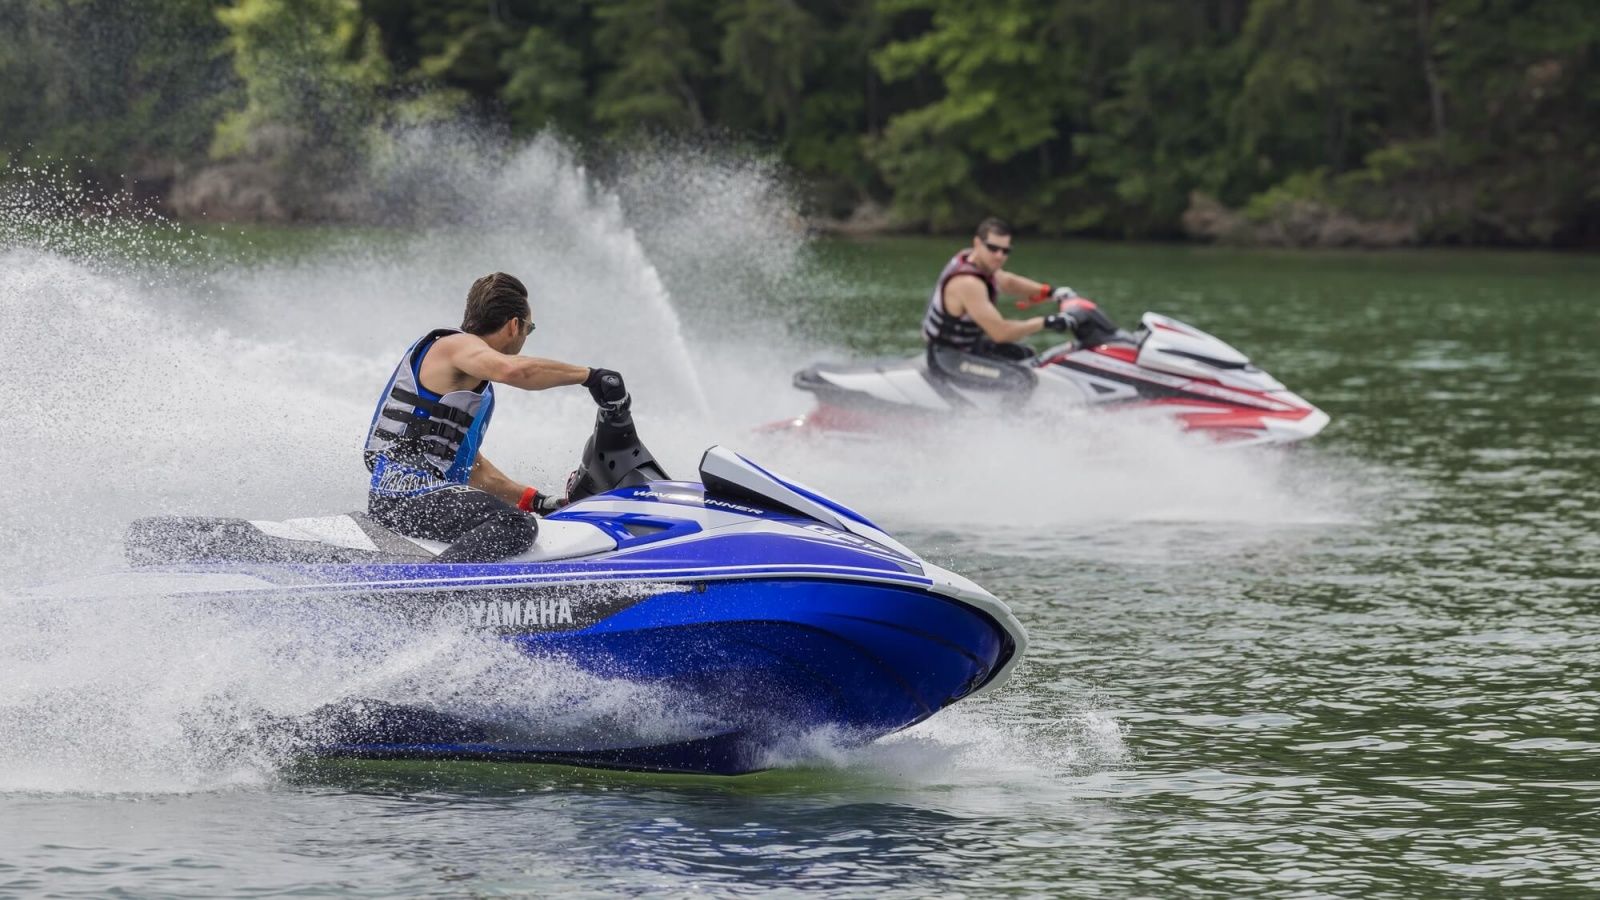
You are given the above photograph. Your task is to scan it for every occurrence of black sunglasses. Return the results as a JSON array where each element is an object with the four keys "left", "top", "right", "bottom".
[
  {"left": 522, "top": 317, "right": 536, "bottom": 334},
  {"left": 982, "top": 241, "right": 1012, "bottom": 255}
]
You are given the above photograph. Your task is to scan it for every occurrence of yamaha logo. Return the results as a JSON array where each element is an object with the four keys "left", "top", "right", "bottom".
[{"left": 432, "top": 597, "right": 575, "bottom": 630}]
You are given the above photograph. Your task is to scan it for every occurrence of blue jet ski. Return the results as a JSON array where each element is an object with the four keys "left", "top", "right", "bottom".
[{"left": 112, "top": 396, "right": 1027, "bottom": 775}]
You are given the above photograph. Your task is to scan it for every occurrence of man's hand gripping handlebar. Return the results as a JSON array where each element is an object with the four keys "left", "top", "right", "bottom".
[{"left": 582, "top": 368, "right": 628, "bottom": 407}]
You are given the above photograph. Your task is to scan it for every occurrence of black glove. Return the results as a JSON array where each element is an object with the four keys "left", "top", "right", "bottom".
[
  {"left": 582, "top": 368, "right": 627, "bottom": 406},
  {"left": 1051, "top": 301, "right": 1121, "bottom": 348}
]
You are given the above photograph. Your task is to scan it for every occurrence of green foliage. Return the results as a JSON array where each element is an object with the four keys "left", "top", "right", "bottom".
[
  {"left": 717, "top": 0, "right": 819, "bottom": 131},
  {"left": 867, "top": 0, "right": 1059, "bottom": 228},
  {"left": 213, "top": 0, "right": 391, "bottom": 162},
  {"left": 500, "top": 26, "right": 587, "bottom": 134},
  {"left": 1232, "top": 0, "right": 1408, "bottom": 174},
  {"left": 1060, "top": 2, "right": 1252, "bottom": 236},
  {"left": 0, "top": 0, "right": 237, "bottom": 186},
  {"left": 592, "top": 0, "right": 710, "bottom": 134},
  {"left": 1241, "top": 169, "right": 1330, "bottom": 222},
  {"left": 2, "top": 0, "right": 1594, "bottom": 243}
]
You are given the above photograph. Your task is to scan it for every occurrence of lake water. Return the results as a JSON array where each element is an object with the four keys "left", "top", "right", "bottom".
[{"left": 2, "top": 156, "right": 1597, "bottom": 895}]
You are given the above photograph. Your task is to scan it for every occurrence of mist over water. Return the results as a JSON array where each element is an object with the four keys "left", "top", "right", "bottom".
[{"left": 0, "top": 130, "right": 1368, "bottom": 794}]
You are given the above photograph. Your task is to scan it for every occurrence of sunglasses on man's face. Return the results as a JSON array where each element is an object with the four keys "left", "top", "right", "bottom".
[
  {"left": 982, "top": 241, "right": 1012, "bottom": 256},
  {"left": 522, "top": 318, "right": 536, "bottom": 334}
]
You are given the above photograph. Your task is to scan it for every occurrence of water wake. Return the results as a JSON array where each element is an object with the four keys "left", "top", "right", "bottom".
[{"left": 743, "top": 413, "right": 1370, "bottom": 564}]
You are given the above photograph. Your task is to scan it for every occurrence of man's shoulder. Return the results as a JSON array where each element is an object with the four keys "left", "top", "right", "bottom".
[
  {"left": 427, "top": 331, "right": 485, "bottom": 355},
  {"left": 417, "top": 331, "right": 493, "bottom": 392},
  {"left": 944, "top": 271, "right": 990, "bottom": 294},
  {"left": 420, "top": 330, "right": 489, "bottom": 372},
  {"left": 942, "top": 273, "right": 992, "bottom": 316}
]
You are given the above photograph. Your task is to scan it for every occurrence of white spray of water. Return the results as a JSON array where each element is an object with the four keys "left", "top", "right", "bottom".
[
  {"left": 764, "top": 705, "right": 1130, "bottom": 782},
  {"left": 740, "top": 411, "right": 1365, "bottom": 566},
  {"left": 0, "top": 132, "right": 1358, "bottom": 792},
  {"left": 0, "top": 587, "right": 719, "bottom": 794},
  {"left": 0, "top": 138, "right": 805, "bottom": 792},
  {"left": 204, "top": 131, "right": 714, "bottom": 415}
]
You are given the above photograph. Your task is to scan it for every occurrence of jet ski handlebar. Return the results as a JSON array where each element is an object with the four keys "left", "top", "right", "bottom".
[{"left": 565, "top": 390, "right": 668, "bottom": 503}]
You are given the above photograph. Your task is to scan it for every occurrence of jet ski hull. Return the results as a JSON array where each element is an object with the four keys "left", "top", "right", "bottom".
[
  {"left": 97, "top": 457, "right": 1024, "bottom": 775},
  {"left": 287, "top": 574, "right": 1016, "bottom": 774}
]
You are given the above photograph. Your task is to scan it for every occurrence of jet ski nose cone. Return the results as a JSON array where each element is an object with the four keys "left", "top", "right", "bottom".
[{"left": 920, "top": 562, "right": 1027, "bottom": 696}]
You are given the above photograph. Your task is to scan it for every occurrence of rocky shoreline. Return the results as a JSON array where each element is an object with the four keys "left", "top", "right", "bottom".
[{"left": 67, "top": 160, "right": 1597, "bottom": 251}]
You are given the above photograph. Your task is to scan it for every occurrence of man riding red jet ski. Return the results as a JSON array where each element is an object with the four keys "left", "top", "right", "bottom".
[{"left": 785, "top": 218, "right": 1329, "bottom": 448}]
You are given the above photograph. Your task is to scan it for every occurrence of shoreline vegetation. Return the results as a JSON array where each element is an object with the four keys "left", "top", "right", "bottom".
[{"left": 3, "top": 1, "right": 1596, "bottom": 249}]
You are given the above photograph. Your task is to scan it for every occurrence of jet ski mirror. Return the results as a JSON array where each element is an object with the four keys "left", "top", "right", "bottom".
[{"left": 566, "top": 392, "right": 669, "bottom": 502}]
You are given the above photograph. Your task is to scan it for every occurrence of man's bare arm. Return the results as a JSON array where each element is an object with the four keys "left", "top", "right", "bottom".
[
  {"left": 468, "top": 453, "right": 531, "bottom": 507},
  {"left": 995, "top": 269, "right": 1048, "bottom": 299},
  {"left": 947, "top": 276, "right": 1044, "bottom": 343},
  {"left": 442, "top": 334, "right": 592, "bottom": 391}
]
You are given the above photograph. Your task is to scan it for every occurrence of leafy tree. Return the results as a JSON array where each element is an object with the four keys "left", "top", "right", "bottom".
[
  {"left": 0, "top": 0, "right": 236, "bottom": 190},
  {"left": 2, "top": 0, "right": 1594, "bottom": 243},
  {"left": 717, "top": 0, "right": 819, "bottom": 132},
  {"left": 500, "top": 26, "right": 588, "bottom": 134},
  {"left": 867, "top": 0, "right": 1062, "bottom": 228},
  {"left": 592, "top": 0, "right": 711, "bottom": 134},
  {"left": 213, "top": 0, "right": 391, "bottom": 163},
  {"left": 1054, "top": 1, "right": 1248, "bottom": 236},
  {"left": 1231, "top": 0, "right": 1411, "bottom": 176},
  {"left": 1424, "top": 0, "right": 1600, "bottom": 240}
]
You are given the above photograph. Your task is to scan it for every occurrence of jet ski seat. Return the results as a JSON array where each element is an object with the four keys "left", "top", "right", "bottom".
[
  {"left": 125, "top": 513, "right": 617, "bottom": 567},
  {"left": 396, "top": 516, "right": 619, "bottom": 562},
  {"left": 793, "top": 356, "right": 929, "bottom": 389}
]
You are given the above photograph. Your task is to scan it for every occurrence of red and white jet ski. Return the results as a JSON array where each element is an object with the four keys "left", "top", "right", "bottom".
[{"left": 783, "top": 312, "right": 1329, "bottom": 448}]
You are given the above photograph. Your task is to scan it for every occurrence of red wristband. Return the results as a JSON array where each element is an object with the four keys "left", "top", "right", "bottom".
[
  {"left": 1018, "top": 283, "right": 1053, "bottom": 309},
  {"left": 517, "top": 487, "right": 537, "bottom": 512}
]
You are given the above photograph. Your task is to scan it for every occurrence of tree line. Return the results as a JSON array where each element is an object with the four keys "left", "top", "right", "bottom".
[{"left": 2, "top": 0, "right": 1595, "bottom": 245}]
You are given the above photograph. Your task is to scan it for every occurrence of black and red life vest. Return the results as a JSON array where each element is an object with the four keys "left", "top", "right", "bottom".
[{"left": 921, "top": 250, "right": 998, "bottom": 349}]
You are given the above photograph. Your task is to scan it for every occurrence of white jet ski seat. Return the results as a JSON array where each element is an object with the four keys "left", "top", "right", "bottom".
[{"left": 125, "top": 512, "right": 617, "bottom": 566}]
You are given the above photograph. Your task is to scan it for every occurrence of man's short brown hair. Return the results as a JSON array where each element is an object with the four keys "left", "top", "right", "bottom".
[
  {"left": 461, "top": 272, "right": 530, "bottom": 335},
  {"left": 975, "top": 217, "right": 1012, "bottom": 240}
]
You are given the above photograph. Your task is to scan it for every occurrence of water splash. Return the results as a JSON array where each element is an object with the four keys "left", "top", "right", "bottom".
[
  {"left": 741, "top": 411, "right": 1372, "bottom": 561},
  {"left": 0, "top": 130, "right": 1360, "bottom": 793},
  {"left": 763, "top": 705, "right": 1130, "bottom": 782},
  {"left": 0, "top": 587, "right": 718, "bottom": 794},
  {"left": 0, "top": 163, "right": 201, "bottom": 270}
]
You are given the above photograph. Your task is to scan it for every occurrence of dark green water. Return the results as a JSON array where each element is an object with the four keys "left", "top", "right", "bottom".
[{"left": 2, "top": 231, "right": 1596, "bottom": 896}]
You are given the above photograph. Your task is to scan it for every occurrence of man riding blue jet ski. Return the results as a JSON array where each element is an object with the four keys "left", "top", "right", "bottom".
[
  {"left": 92, "top": 269, "right": 1029, "bottom": 775},
  {"left": 365, "top": 272, "right": 625, "bottom": 563}
]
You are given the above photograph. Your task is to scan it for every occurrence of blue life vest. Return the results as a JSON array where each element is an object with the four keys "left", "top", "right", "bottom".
[{"left": 364, "top": 329, "right": 495, "bottom": 494}]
